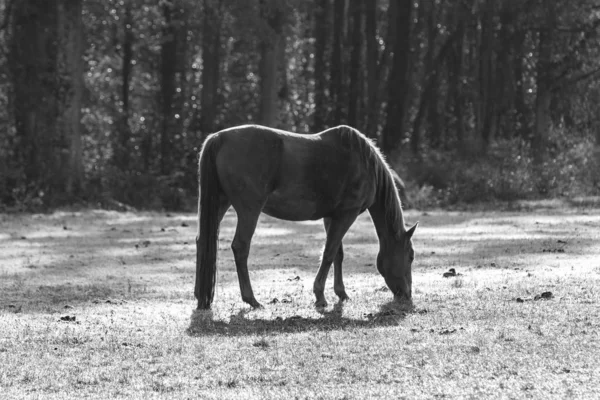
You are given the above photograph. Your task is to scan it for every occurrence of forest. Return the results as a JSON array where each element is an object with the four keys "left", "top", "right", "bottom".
[{"left": 1, "top": 0, "right": 600, "bottom": 210}]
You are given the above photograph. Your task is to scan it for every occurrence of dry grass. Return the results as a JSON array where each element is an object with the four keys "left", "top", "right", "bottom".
[{"left": 1, "top": 206, "right": 600, "bottom": 399}]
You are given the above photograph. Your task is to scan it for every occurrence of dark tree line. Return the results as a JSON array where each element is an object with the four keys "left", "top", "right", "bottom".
[{"left": 1, "top": 0, "right": 600, "bottom": 209}]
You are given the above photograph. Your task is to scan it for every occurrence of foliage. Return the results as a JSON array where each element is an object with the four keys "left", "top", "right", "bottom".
[
  {"left": 406, "top": 131, "right": 600, "bottom": 206},
  {"left": 1, "top": 0, "right": 600, "bottom": 209}
]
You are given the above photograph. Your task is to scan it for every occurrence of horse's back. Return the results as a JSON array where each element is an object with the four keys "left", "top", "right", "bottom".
[
  {"left": 212, "top": 125, "right": 377, "bottom": 220},
  {"left": 212, "top": 125, "right": 284, "bottom": 194}
]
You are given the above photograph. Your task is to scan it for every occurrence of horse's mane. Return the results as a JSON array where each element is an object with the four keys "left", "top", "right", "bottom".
[{"left": 334, "top": 125, "right": 406, "bottom": 234}]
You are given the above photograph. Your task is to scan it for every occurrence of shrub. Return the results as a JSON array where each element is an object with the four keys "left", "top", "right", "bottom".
[
  {"left": 98, "top": 167, "right": 195, "bottom": 211},
  {"left": 405, "top": 133, "right": 600, "bottom": 207}
]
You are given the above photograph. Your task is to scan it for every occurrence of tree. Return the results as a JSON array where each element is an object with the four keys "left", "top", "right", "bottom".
[
  {"left": 330, "top": 0, "right": 346, "bottom": 126},
  {"left": 8, "top": 0, "right": 84, "bottom": 203},
  {"left": 364, "top": 0, "right": 379, "bottom": 138},
  {"left": 532, "top": 0, "right": 556, "bottom": 169},
  {"left": 312, "top": 0, "right": 330, "bottom": 132},
  {"left": 477, "top": 0, "right": 497, "bottom": 150},
  {"left": 347, "top": 0, "right": 364, "bottom": 129},
  {"left": 199, "top": 0, "right": 223, "bottom": 139},
  {"left": 159, "top": 1, "right": 179, "bottom": 175},
  {"left": 381, "top": 0, "right": 412, "bottom": 154},
  {"left": 258, "top": 0, "right": 285, "bottom": 127},
  {"left": 114, "top": 2, "right": 134, "bottom": 170}
]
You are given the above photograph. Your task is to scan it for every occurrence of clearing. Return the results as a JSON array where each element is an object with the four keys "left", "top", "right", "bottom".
[{"left": 1, "top": 205, "right": 600, "bottom": 399}]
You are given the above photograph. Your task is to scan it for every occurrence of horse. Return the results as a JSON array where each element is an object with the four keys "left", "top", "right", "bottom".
[{"left": 195, "top": 124, "right": 418, "bottom": 310}]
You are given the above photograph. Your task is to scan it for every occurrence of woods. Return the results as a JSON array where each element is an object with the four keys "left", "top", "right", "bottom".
[{"left": 1, "top": 0, "right": 600, "bottom": 209}]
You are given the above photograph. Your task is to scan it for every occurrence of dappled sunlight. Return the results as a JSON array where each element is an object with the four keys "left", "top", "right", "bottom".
[
  {"left": 296, "top": 220, "right": 325, "bottom": 227},
  {"left": 254, "top": 226, "right": 296, "bottom": 237},
  {"left": 2, "top": 208, "right": 600, "bottom": 399},
  {"left": 2, "top": 208, "right": 600, "bottom": 315}
]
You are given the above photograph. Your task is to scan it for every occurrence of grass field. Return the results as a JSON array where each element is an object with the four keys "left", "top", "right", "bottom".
[{"left": 1, "top": 204, "right": 600, "bottom": 399}]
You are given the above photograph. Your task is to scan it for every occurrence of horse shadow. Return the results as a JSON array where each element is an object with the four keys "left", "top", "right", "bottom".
[{"left": 186, "top": 300, "right": 417, "bottom": 337}]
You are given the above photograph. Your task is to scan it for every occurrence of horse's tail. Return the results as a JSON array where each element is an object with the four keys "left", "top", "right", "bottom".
[{"left": 195, "top": 133, "right": 223, "bottom": 309}]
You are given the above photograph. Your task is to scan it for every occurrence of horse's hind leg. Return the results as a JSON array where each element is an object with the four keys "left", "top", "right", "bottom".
[
  {"left": 323, "top": 218, "right": 349, "bottom": 302},
  {"left": 231, "top": 208, "right": 263, "bottom": 309},
  {"left": 314, "top": 213, "right": 358, "bottom": 307}
]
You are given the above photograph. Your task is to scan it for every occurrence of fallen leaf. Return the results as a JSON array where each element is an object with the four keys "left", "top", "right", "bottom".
[{"left": 440, "top": 328, "right": 457, "bottom": 335}]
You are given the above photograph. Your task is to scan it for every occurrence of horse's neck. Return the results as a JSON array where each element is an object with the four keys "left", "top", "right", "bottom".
[{"left": 368, "top": 197, "right": 404, "bottom": 244}]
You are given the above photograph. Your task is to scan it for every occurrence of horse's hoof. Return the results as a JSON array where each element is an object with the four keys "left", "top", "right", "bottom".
[
  {"left": 243, "top": 296, "right": 263, "bottom": 309},
  {"left": 336, "top": 293, "right": 350, "bottom": 302},
  {"left": 251, "top": 301, "right": 263, "bottom": 309},
  {"left": 314, "top": 299, "right": 328, "bottom": 308}
]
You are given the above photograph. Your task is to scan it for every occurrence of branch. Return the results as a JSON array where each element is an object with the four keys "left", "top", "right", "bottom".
[{"left": 553, "top": 65, "right": 600, "bottom": 91}]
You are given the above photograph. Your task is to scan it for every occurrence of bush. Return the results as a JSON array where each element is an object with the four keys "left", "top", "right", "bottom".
[
  {"left": 541, "top": 128, "right": 600, "bottom": 196},
  {"left": 99, "top": 167, "right": 195, "bottom": 211},
  {"left": 0, "top": 161, "right": 47, "bottom": 211},
  {"left": 405, "top": 133, "right": 600, "bottom": 207}
]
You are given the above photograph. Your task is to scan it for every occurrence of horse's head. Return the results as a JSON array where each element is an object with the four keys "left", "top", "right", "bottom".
[{"left": 377, "top": 222, "right": 418, "bottom": 301}]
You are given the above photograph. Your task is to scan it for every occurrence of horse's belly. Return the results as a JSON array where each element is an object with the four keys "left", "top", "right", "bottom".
[{"left": 262, "top": 192, "right": 329, "bottom": 221}]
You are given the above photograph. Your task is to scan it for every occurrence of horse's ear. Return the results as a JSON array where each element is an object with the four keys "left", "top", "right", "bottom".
[{"left": 406, "top": 222, "right": 418, "bottom": 239}]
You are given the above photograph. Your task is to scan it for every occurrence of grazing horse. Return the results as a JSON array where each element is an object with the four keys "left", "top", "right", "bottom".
[{"left": 195, "top": 125, "right": 418, "bottom": 309}]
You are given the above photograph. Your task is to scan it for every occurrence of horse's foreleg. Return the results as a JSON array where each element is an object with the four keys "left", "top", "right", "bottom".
[
  {"left": 333, "top": 244, "right": 349, "bottom": 301},
  {"left": 314, "top": 213, "right": 358, "bottom": 308},
  {"left": 231, "top": 210, "right": 262, "bottom": 309},
  {"left": 323, "top": 218, "right": 349, "bottom": 302}
]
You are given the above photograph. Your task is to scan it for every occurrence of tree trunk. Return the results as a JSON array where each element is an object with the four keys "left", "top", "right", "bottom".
[
  {"left": 513, "top": 31, "right": 527, "bottom": 139},
  {"left": 258, "top": 0, "right": 284, "bottom": 127},
  {"left": 533, "top": 2, "right": 556, "bottom": 167},
  {"left": 372, "top": 0, "right": 397, "bottom": 146},
  {"left": 450, "top": 9, "right": 466, "bottom": 150},
  {"left": 312, "top": 0, "right": 330, "bottom": 132},
  {"left": 160, "top": 2, "right": 178, "bottom": 175},
  {"left": 58, "top": 0, "right": 84, "bottom": 197},
  {"left": 330, "top": 0, "right": 347, "bottom": 125},
  {"left": 200, "top": 0, "right": 223, "bottom": 139},
  {"left": 478, "top": 0, "right": 496, "bottom": 150},
  {"left": 364, "top": 0, "right": 378, "bottom": 138},
  {"left": 382, "top": 0, "right": 413, "bottom": 155},
  {"left": 424, "top": 2, "right": 440, "bottom": 151},
  {"left": 347, "top": 0, "right": 363, "bottom": 128},
  {"left": 9, "top": 0, "right": 84, "bottom": 203},
  {"left": 496, "top": 3, "right": 515, "bottom": 139},
  {"left": 115, "top": 2, "right": 133, "bottom": 170}
]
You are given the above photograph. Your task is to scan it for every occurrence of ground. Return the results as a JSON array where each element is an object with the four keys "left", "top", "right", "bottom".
[{"left": 1, "top": 203, "right": 600, "bottom": 399}]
